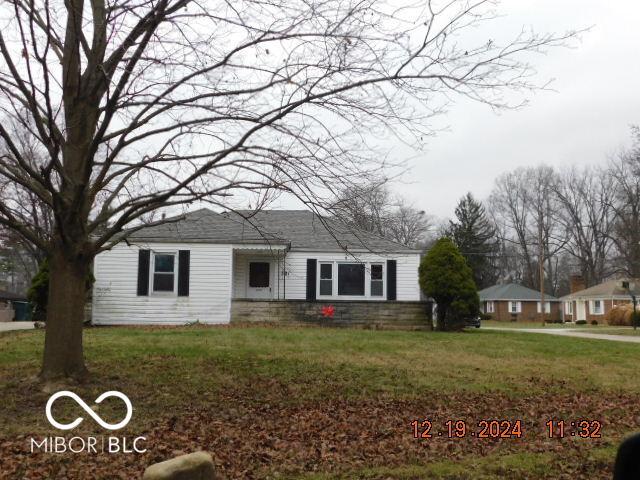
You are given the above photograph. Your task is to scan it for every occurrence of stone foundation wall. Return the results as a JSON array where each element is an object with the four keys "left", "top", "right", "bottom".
[{"left": 230, "top": 299, "right": 432, "bottom": 330}]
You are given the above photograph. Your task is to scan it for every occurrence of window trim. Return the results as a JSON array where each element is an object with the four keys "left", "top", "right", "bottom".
[
  {"left": 316, "top": 261, "right": 386, "bottom": 300},
  {"left": 151, "top": 251, "right": 178, "bottom": 295},
  {"left": 536, "top": 301, "right": 551, "bottom": 314},
  {"left": 565, "top": 301, "right": 573, "bottom": 315},
  {"left": 508, "top": 301, "right": 522, "bottom": 314},
  {"left": 590, "top": 299, "right": 604, "bottom": 315},
  {"left": 319, "top": 262, "right": 333, "bottom": 297},
  {"left": 370, "top": 263, "right": 385, "bottom": 298},
  {"left": 485, "top": 301, "right": 495, "bottom": 313}
]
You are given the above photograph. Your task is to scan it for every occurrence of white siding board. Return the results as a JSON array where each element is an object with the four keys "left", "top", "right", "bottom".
[{"left": 92, "top": 243, "right": 232, "bottom": 325}]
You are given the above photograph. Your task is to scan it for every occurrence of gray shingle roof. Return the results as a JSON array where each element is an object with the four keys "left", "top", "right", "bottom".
[
  {"left": 562, "top": 278, "right": 640, "bottom": 299},
  {"left": 0, "top": 289, "right": 26, "bottom": 301},
  {"left": 479, "top": 283, "right": 559, "bottom": 302},
  {"left": 126, "top": 208, "right": 416, "bottom": 253}
]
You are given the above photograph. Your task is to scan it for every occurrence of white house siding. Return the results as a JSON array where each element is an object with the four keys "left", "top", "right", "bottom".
[
  {"left": 92, "top": 242, "right": 233, "bottom": 325},
  {"left": 232, "top": 251, "right": 247, "bottom": 298},
  {"left": 281, "top": 251, "right": 421, "bottom": 301}
]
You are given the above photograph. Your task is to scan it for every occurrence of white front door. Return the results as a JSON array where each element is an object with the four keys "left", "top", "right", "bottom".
[
  {"left": 576, "top": 301, "right": 586, "bottom": 321},
  {"left": 247, "top": 260, "right": 273, "bottom": 299}
]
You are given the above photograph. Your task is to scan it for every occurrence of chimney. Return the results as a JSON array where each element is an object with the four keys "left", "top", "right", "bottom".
[{"left": 570, "top": 275, "right": 586, "bottom": 294}]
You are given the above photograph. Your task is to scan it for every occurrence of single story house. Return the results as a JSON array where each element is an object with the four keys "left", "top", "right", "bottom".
[
  {"left": 478, "top": 283, "right": 561, "bottom": 322},
  {"left": 0, "top": 289, "right": 27, "bottom": 323},
  {"left": 561, "top": 278, "right": 640, "bottom": 323},
  {"left": 92, "top": 209, "right": 427, "bottom": 327}
]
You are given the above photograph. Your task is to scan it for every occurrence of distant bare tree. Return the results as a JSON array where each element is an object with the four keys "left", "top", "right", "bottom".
[
  {"left": 553, "top": 166, "right": 615, "bottom": 287},
  {"left": 0, "top": 120, "right": 51, "bottom": 293},
  {"left": 489, "top": 166, "right": 567, "bottom": 295},
  {"left": 333, "top": 182, "right": 433, "bottom": 247},
  {"left": 387, "top": 200, "right": 434, "bottom": 247},
  {"left": 332, "top": 182, "right": 393, "bottom": 238},
  {"left": 0, "top": 0, "right": 579, "bottom": 379},
  {"left": 608, "top": 129, "right": 640, "bottom": 277},
  {"left": 490, "top": 169, "right": 537, "bottom": 288}
]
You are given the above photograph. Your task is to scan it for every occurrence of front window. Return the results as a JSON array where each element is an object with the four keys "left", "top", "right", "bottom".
[
  {"left": 338, "top": 263, "right": 365, "bottom": 296},
  {"left": 370, "top": 264, "right": 384, "bottom": 297},
  {"left": 509, "top": 301, "right": 521, "bottom": 313},
  {"left": 565, "top": 302, "right": 573, "bottom": 315},
  {"left": 319, "top": 263, "right": 333, "bottom": 296},
  {"left": 486, "top": 301, "right": 495, "bottom": 313},
  {"left": 537, "top": 301, "right": 551, "bottom": 314},
  {"left": 153, "top": 253, "right": 176, "bottom": 292},
  {"left": 249, "top": 262, "right": 270, "bottom": 288}
]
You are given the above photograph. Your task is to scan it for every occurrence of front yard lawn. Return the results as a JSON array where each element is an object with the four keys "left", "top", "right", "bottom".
[{"left": 1, "top": 325, "right": 639, "bottom": 479}]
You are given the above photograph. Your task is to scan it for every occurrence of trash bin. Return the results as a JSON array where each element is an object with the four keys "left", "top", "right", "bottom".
[{"left": 12, "top": 301, "right": 32, "bottom": 321}]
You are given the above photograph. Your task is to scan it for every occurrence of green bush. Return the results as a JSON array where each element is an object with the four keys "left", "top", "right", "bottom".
[
  {"left": 575, "top": 319, "right": 587, "bottom": 325},
  {"left": 27, "top": 259, "right": 49, "bottom": 322},
  {"left": 419, "top": 237, "right": 479, "bottom": 331},
  {"left": 590, "top": 320, "right": 598, "bottom": 326},
  {"left": 479, "top": 312, "right": 493, "bottom": 321},
  {"left": 546, "top": 318, "right": 563, "bottom": 324}
]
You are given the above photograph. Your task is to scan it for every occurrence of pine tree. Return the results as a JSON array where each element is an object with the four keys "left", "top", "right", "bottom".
[{"left": 448, "top": 193, "right": 499, "bottom": 289}]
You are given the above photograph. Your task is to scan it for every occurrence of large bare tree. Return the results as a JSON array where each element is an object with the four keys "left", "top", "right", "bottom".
[
  {"left": 553, "top": 166, "right": 615, "bottom": 287},
  {"left": 0, "top": 0, "right": 578, "bottom": 379},
  {"left": 489, "top": 166, "right": 567, "bottom": 295},
  {"left": 608, "top": 129, "right": 640, "bottom": 278}
]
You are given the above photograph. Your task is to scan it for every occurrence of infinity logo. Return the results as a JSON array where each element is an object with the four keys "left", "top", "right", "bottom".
[{"left": 45, "top": 391, "right": 133, "bottom": 431}]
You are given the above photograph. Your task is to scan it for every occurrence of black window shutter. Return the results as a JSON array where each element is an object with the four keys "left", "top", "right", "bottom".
[
  {"left": 178, "top": 250, "right": 190, "bottom": 297},
  {"left": 137, "top": 250, "right": 150, "bottom": 296},
  {"left": 306, "top": 259, "right": 317, "bottom": 301},
  {"left": 386, "top": 260, "right": 397, "bottom": 300}
]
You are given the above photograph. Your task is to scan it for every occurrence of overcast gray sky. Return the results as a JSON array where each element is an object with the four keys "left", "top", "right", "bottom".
[{"left": 386, "top": 0, "right": 640, "bottom": 220}]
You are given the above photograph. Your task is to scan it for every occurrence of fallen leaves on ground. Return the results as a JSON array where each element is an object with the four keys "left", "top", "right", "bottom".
[{"left": 0, "top": 383, "right": 635, "bottom": 479}]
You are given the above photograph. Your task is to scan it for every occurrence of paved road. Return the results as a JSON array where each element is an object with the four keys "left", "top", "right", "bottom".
[
  {"left": 0, "top": 321, "right": 35, "bottom": 332},
  {"left": 483, "top": 326, "right": 640, "bottom": 344}
]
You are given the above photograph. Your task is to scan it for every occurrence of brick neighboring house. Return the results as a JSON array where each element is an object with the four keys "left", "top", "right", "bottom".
[
  {"left": 561, "top": 277, "right": 640, "bottom": 323},
  {"left": 479, "top": 283, "right": 561, "bottom": 322}
]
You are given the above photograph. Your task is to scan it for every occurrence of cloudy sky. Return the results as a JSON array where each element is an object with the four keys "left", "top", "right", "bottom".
[{"left": 387, "top": 0, "right": 640, "bottom": 220}]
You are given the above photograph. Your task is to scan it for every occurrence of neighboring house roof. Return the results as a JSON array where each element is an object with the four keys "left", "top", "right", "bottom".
[
  {"left": 479, "top": 283, "right": 560, "bottom": 302},
  {"left": 126, "top": 208, "right": 417, "bottom": 253},
  {"left": 561, "top": 278, "right": 640, "bottom": 300},
  {"left": 0, "top": 289, "right": 26, "bottom": 301}
]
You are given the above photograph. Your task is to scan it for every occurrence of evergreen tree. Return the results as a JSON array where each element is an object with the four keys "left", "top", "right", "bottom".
[
  {"left": 419, "top": 237, "right": 479, "bottom": 331},
  {"left": 448, "top": 193, "right": 499, "bottom": 289}
]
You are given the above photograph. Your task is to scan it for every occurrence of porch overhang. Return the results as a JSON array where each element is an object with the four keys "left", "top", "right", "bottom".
[{"left": 231, "top": 243, "right": 290, "bottom": 253}]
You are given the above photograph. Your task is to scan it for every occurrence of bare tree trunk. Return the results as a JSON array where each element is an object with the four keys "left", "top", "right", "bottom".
[{"left": 40, "top": 249, "right": 89, "bottom": 381}]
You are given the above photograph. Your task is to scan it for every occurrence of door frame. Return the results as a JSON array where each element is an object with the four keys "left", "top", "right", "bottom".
[{"left": 576, "top": 300, "right": 586, "bottom": 321}]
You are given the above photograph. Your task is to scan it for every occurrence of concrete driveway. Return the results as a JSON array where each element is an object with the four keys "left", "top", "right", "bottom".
[
  {"left": 483, "top": 326, "right": 640, "bottom": 344},
  {"left": 0, "top": 321, "right": 35, "bottom": 332}
]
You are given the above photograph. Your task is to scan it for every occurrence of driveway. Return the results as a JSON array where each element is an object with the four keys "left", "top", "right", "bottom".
[
  {"left": 483, "top": 326, "right": 640, "bottom": 344},
  {"left": 0, "top": 322, "right": 35, "bottom": 332}
]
